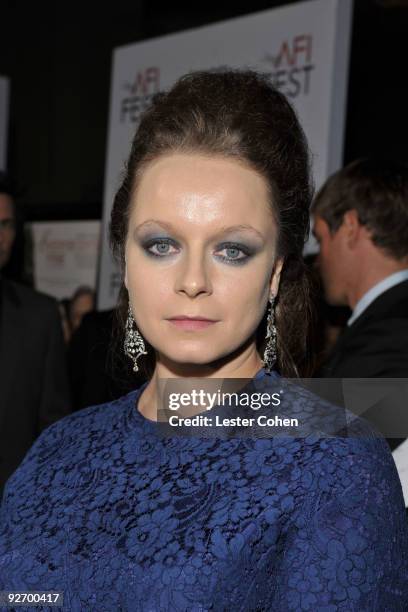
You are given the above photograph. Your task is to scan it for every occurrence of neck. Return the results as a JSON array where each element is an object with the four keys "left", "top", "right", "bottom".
[
  {"left": 348, "top": 256, "right": 408, "bottom": 309},
  {"left": 137, "top": 344, "right": 264, "bottom": 421}
]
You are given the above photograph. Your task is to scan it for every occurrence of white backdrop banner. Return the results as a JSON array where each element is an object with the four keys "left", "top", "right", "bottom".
[
  {"left": 98, "top": 0, "right": 353, "bottom": 309},
  {"left": 30, "top": 220, "right": 101, "bottom": 300},
  {"left": 0, "top": 76, "right": 10, "bottom": 171}
]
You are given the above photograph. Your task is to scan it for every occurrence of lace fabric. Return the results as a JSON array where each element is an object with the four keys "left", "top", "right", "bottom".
[{"left": 0, "top": 370, "right": 407, "bottom": 611}]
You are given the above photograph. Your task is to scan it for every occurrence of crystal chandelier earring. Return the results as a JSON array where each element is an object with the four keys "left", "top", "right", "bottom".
[
  {"left": 262, "top": 295, "right": 277, "bottom": 373},
  {"left": 124, "top": 303, "right": 148, "bottom": 372}
]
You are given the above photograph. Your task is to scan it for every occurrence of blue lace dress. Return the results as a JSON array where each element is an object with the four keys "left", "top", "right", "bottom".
[{"left": 0, "top": 368, "right": 407, "bottom": 611}]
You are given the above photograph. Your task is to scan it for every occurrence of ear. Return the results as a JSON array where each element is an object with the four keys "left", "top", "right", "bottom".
[
  {"left": 269, "top": 258, "right": 284, "bottom": 298},
  {"left": 342, "top": 209, "right": 361, "bottom": 248}
]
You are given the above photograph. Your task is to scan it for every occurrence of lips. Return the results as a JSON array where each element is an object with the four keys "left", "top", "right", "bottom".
[
  {"left": 167, "top": 316, "right": 217, "bottom": 322},
  {"left": 166, "top": 316, "right": 218, "bottom": 331}
]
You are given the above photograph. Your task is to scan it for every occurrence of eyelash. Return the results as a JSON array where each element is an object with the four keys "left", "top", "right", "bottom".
[{"left": 142, "top": 238, "right": 252, "bottom": 264}]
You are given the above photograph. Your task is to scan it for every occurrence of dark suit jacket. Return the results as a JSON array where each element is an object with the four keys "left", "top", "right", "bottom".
[
  {"left": 318, "top": 279, "right": 408, "bottom": 379},
  {"left": 0, "top": 278, "right": 71, "bottom": 492},
  {"left": 317, "top": 278, "right": 408, "bottom": 453}
]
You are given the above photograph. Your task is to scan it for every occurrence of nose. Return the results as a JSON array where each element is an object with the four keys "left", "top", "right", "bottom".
[{"left": 175, "top": 249, "right": 212, "bottom": 298}]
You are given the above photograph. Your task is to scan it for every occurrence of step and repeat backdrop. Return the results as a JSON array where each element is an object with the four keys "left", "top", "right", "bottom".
[{"left": 30, "top": 220, "right": 101, "bottom": 301}]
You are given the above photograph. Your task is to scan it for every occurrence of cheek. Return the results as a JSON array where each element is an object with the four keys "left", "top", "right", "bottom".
[
  {"left": 319, "top": 249, "right": 329, "bottom": 273},
  {"left": 126, "top": 260, "right": 172, "bottom": 311},
  {"left": 319, "top": 244, "right": 333, "bottom": 272},
  {"left": 215, "top": 267, "right": 270, "bottom": 318}
]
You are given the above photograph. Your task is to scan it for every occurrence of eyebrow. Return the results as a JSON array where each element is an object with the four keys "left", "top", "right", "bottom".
[{"left": 134, "top": 219, "right": 265, "bottom": 240}]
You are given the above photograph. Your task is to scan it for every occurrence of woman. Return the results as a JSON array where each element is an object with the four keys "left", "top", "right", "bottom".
[{"left": 0, "top": 70, "right": 407, "bottom": 611}]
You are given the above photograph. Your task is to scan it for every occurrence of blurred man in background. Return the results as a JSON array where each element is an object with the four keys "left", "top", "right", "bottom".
[
  {"left": 311, "top": 158, "right": 408, "bottom": 506},
  {"left": 0, "top": 172, "right": 71, "bottom": 495},
  {"left": 312, "top": 159, "right": 408, "bottom": 380}
]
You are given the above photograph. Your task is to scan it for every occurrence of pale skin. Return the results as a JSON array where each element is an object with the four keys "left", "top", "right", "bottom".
[
  {"left": 313, "top": 210, "right": 408, "bottom": 308},
  {"left": 124, "top": 153, "right": 284, "bottom": 421}
]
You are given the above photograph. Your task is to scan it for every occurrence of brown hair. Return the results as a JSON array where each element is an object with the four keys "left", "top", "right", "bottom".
[
  {"left": 311, "top": 158, "right": 408, "bottom": 259},
  {"left": 110, "top": 68, "right": 315, "bottom": 379}
]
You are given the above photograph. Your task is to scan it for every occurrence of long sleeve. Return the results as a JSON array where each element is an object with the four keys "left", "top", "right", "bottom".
[{"left": 269, "top": 449, "right": 408, "bottom": 611}]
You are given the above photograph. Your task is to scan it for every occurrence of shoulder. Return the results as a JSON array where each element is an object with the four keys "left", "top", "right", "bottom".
[
  {"left": 346, "top": 317, "right": 408, "bottom": 375},
  {"left": 2, "top": 389, "right": 141, "bottom": 499},
  {"left": 349, "top": 280, "right": 408, "bottom": 337},
  {"left": 2, "top": 278, "right": 58, "bottom": 313},
  {"left": 38, "top": 389, "right": 140, "bottom": 441},
  {"left": 351, "top": 316, "right": 408, "bottom": 340},
  {"left": 326, "top": 310, "right": 408, "bottom": 375},
  {"left": 253, "top": 375, "right": 402, "bottom": 499},
  {"left": 365, "top": 279, "right": 408, "bottom": 318}
]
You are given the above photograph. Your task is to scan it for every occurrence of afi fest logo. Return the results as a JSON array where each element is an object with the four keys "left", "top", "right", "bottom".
[
  {"left": 120, "top": 67, "right": 160, "bottom": 123},
  {"left": 263, "top": 34, "right": 314, "bottom": 98}
]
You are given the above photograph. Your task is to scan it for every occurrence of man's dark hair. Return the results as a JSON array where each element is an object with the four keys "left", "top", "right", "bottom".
[{"left": 311, "top": 158, "right": 408, "bottom": 260}]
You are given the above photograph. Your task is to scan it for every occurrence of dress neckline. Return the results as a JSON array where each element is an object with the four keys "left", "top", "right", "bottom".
[{"left": 132, "top": 366, "right": 275, "bottom": 425}]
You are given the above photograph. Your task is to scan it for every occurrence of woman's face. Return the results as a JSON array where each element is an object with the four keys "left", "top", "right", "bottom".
[{"left": 124, "top": 153, "right": 283, "bottom": 371}]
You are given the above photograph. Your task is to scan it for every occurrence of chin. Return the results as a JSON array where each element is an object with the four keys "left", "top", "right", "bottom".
[
  {"left": 162, "top": 349, "right": 218, "bottom": 365},
  {"left": 156, "top": 340, "right": 232, "bottom": 367}
]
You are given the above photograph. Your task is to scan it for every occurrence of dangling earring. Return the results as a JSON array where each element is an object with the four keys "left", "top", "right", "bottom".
[
  {"left": 124, "top": 303, "right": 148, "bottom": 372},
  {"left": 262, "top": 295, "right": 277, "bottom": 373}
]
